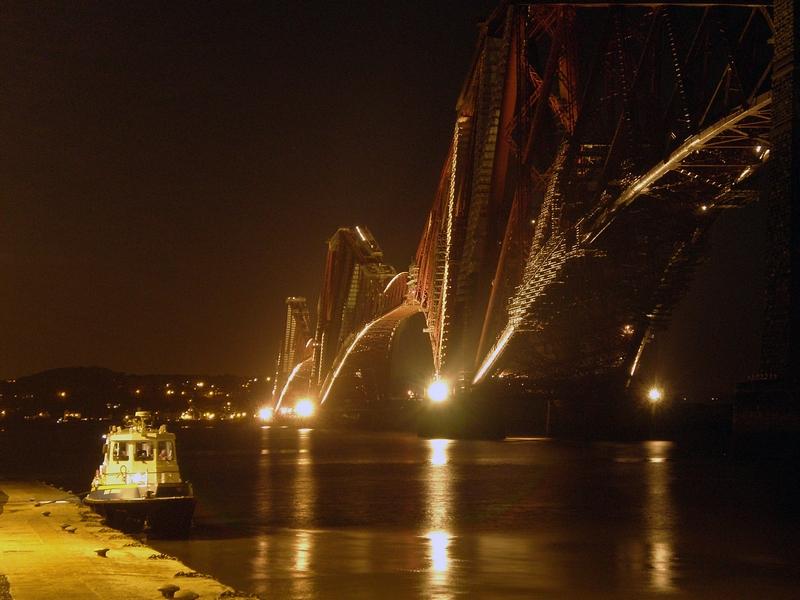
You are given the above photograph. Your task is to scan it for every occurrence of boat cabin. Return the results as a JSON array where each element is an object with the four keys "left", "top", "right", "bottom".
[{"left": 93, "top": 411, "right": 184, "bottom": 493}]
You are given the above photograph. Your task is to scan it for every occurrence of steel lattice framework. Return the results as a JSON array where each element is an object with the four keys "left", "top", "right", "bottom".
[
  {"left": 410, "top": 2, "right": 773, "bottom": 397},
  {"left": 313, "top": 2, "right": 775, "bottom": 414}
]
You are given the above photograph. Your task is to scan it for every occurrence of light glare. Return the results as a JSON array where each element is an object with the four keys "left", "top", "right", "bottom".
[
  {"left": 295, "top": 399, "right": 315, "bottom": 418},
  {"left": 427, "top": 380, "right": 449, "bottom": 403},
  {"left": 647, "top": 387, "right": 663, "bottom": 403}
]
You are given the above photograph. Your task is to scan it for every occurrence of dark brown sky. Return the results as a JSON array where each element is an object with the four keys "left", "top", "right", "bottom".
[
  {"left": 1, "top": 1, "right": 767, "bottom": 397},
  {"left": 1, "top": 0, "right": 496, "bottom": 378}
]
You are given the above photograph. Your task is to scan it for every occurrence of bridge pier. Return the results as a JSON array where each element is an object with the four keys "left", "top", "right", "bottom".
[
  {"left": 416, "top": 387, "right": 506, "bottom": 440},
  {"left": 734, "top": 0, "right": 800, "bottom": 457}
]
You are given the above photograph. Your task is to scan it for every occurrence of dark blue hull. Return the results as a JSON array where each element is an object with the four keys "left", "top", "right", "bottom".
[{"left": 84, "top": 487, "right": 195, "bottom": 536}]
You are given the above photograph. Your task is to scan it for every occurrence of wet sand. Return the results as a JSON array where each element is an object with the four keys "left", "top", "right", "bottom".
[{"left": 0, "top": 480, "right": 246, "bottom": 600}]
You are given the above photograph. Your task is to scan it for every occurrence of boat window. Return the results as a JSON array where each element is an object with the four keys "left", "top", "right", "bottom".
[
  {"left": 157, "top": 441, "right": 174, "bottom": 461},
  {"left": 112, "top": 442, "right": 129, "bottom": 461},
  {"left": 134, "top": 441, "right": 153, "bottom": 461}
]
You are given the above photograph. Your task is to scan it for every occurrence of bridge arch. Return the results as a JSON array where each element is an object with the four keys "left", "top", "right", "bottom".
[{"left": 317, "top": 303, "right": 433, "bottom": 422}]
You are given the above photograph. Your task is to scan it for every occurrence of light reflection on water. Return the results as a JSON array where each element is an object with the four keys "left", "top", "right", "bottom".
[
  {"left": 425, "top": 438, "right": 453, "bottom": 594},
  {"left": 51, "top": 426, "right": 790, "bottom": 598},
  {"left": 251, "top": 427, "right": 317, "bottom": 597},
  {"left": 426, "top": 439, "right": 452, "bottom": 530},
  {"left": 429, "top": 438, "right": 450, "bottom": 467},
  {"left": 644, "top": 440, "right": 675, "bottom": 593},
  {"left": 252, "top": 428, "right": 272, "bottom": 592},
  {"left": 293, "top": 428, "right": 315, "bottom": 522},
  {"left": 292, "top": 530, "right": 312, "bottom": 571},
  {"left": 426, "top": 530, "right": 451, "bottom": 573},
  {"left": 290, "top": 429, "right": 315, "bottom": 597}
]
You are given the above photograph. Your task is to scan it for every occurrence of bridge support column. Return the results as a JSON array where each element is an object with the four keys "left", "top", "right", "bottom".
[{"left": 734, "top": 0, "right": 800, "bottom": 456}]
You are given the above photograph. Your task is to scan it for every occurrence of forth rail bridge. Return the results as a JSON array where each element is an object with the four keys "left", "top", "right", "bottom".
[{"left": 271, "top": 1, "right": 797, "bottom": 442}]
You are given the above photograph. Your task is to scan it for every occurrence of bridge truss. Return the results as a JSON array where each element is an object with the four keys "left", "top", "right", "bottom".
[{"left": 412, "top": 2, "right": 774, "bottom": 399}]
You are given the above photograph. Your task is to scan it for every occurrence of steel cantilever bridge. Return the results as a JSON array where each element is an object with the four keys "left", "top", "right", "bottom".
[{"left": 279, "top": 1, "right": 779, "bottom": 433}]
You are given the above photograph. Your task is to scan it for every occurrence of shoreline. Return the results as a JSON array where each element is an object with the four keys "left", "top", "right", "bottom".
[{"left": 0, "top": 480, "right": 253, "bottom": 600}]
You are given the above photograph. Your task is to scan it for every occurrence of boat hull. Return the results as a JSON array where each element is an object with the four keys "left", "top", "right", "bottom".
[{"left": 84, "top": 489, "right": 195, "bottom": 536}]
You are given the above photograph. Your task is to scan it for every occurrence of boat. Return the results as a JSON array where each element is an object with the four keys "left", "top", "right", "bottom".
[{"left": 84, "top": 411, "right": 196, "bottom": 535}]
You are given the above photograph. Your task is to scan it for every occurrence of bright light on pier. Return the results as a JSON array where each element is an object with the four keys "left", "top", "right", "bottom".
[
  {"left": 257, "top": 407, "right": 273, "bottom": 422},
  {"left": 295, "top": 399, "right": 315, "bottom": 418},
  {"left": 647, "top": 386, "right": 664, "bottom": 403},
  {"left": 427, "top": 379, "right": 450, "bottom": 403}
]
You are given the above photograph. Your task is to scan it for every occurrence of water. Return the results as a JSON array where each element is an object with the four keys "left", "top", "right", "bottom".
[{"left": 1, "top": 423, "right": 798, "bottom": 597}]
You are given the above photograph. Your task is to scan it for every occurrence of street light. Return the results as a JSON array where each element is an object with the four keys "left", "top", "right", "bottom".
[{"left": 257, "top": 407, "right": 273, "bottom": 422}]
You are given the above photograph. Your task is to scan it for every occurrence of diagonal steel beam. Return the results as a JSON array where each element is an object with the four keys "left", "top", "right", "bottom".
[{"left": 584, "top": 91, "right": 771, "bottom": 244}]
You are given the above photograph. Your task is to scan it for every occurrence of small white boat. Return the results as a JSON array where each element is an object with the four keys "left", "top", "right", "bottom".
[{"left": 84, "top": 411, "right": 195, "bottom": 535}]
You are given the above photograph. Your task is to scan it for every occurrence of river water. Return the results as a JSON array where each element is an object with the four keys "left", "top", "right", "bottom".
[{"left": 1, "top": 423, "right": 798, "bottom": 598}]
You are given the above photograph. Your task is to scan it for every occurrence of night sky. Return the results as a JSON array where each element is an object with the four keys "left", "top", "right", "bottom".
[
  {"left": 1, "top": 0, "right": 495, "bottom": 378},
  {"left": 1, "top": 1, "right": 765, "bottom": 396}
]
